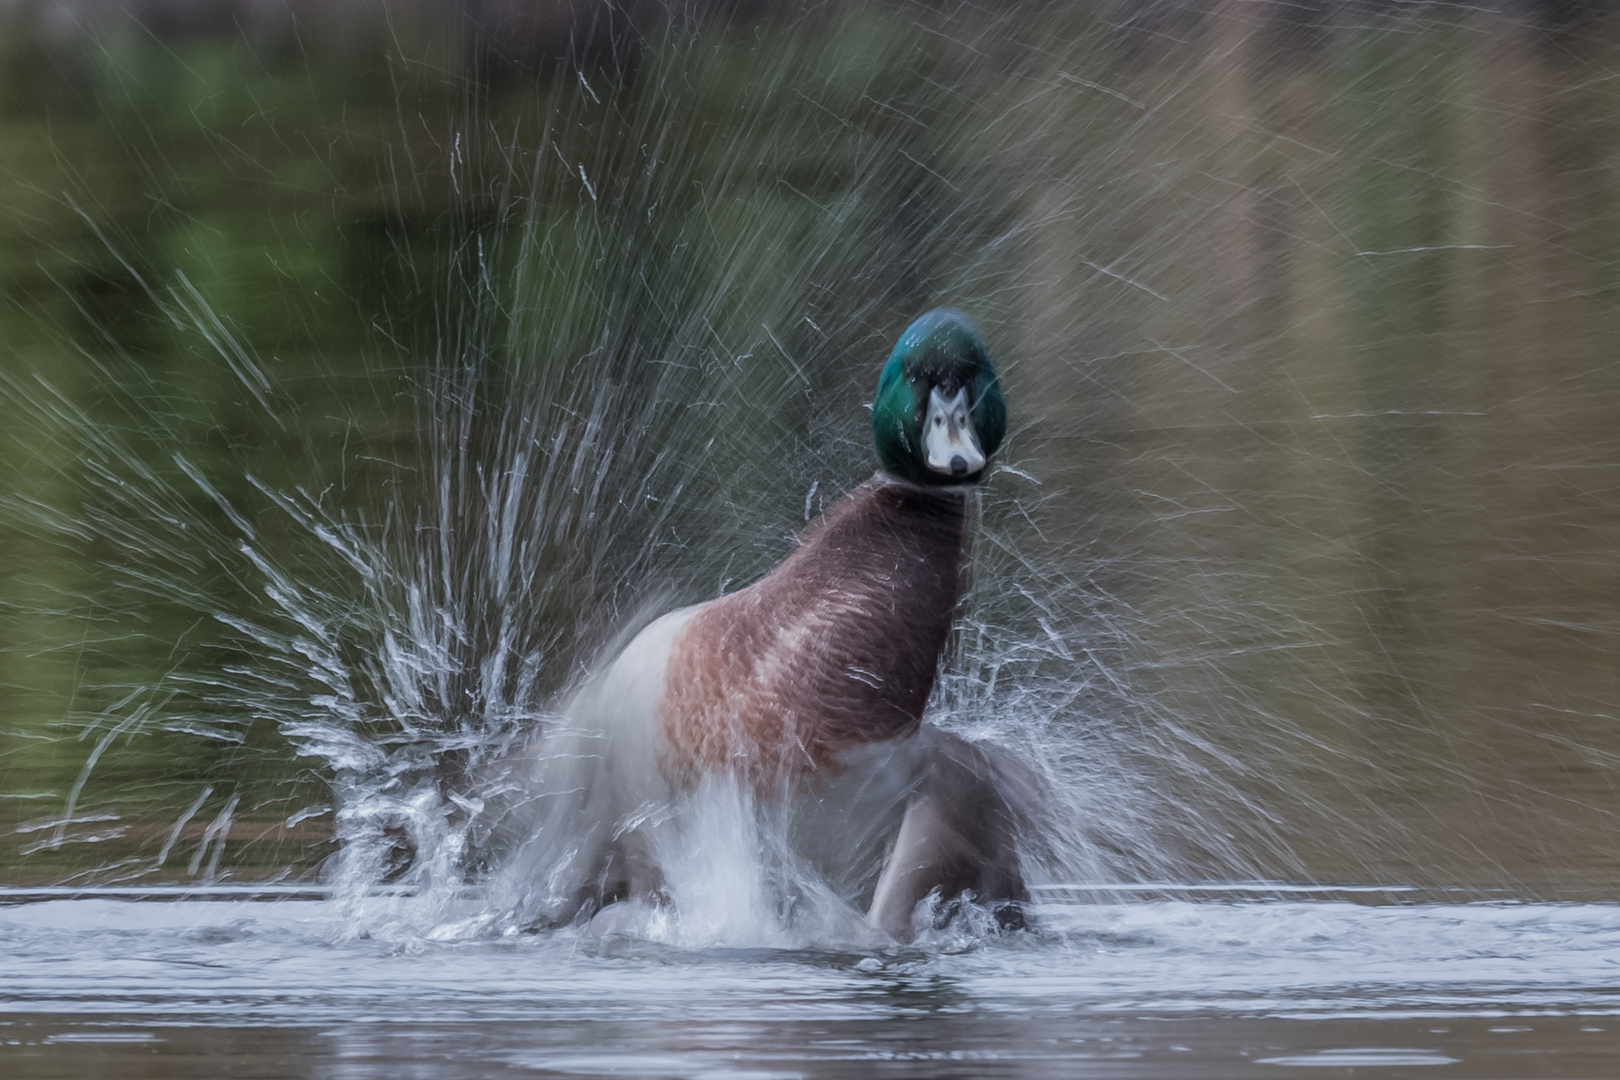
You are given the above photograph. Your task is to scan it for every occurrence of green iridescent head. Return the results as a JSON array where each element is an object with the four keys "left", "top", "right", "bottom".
[{"left": 872, "top": 309, "right": 1006, "bottom": 486}]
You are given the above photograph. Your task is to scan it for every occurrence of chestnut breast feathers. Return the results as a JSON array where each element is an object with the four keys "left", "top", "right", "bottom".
[{"left": 660, "top": 481, "right": 968, "bottom": 788}]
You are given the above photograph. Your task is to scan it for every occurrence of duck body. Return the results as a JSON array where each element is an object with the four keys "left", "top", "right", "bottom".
[
  {"left": 489, "top": 310, "right": 1036, "bottom": 938},
  {"left": 661, "top": 476, "right": 966, "bottom": 787}
]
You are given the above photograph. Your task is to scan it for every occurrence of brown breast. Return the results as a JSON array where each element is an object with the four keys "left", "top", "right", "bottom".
[{"left": 659, "top": 477, "right": 968, "bottom": 791}]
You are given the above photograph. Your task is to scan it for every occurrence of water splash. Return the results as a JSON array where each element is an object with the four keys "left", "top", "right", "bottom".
[
  {"left": 0, "top": 6, "right": 1323, "bottom": 933},
  {"left": 8, "top": 2, "right": 1619, "bottom": 942}
]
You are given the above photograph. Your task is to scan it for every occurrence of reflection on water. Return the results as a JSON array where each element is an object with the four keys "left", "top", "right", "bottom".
[{"left": 3, "top": 892, "right": 1620, "bottom": 1077}]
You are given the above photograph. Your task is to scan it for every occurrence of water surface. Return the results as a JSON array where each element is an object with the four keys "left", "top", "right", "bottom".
[{"left": 4, "top": 889, "right": 1620, "bottom": 1078}]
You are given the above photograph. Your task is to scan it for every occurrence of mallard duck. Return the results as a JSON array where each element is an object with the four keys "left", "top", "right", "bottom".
[{"left": 496, "top": 309, "right": 1036, "bottom": 939}]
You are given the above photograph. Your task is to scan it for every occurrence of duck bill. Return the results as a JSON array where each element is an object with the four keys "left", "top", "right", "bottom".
[{"left": 923, "top": 387, "right": 986, "bottom": 479}]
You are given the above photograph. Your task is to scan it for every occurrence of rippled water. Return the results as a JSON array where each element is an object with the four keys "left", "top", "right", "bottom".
[{"left": 3, "top": 889, "right": 1619, "bottom": 1078}]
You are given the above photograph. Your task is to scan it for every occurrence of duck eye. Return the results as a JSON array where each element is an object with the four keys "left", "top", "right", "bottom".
[{"left": 934, "top": 415, "right": 943, "bottom": 427}]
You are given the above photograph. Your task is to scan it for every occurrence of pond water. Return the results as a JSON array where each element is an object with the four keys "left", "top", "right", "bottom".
[
  {"left": 6, "top": 2, "right": 1620, "bottom": 1076},
  {"left": 5, "top": 889, "right": 1620, "bottom": 1079}
]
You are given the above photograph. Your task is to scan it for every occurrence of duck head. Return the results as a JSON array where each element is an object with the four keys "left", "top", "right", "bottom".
[{"left": 872, "top": 309, "right": 1006, "bottom": 486}]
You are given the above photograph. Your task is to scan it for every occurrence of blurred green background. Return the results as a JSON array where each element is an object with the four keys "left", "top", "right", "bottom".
[{"left": 3, "top": 0, "right": 1620, "bottom": 894}]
